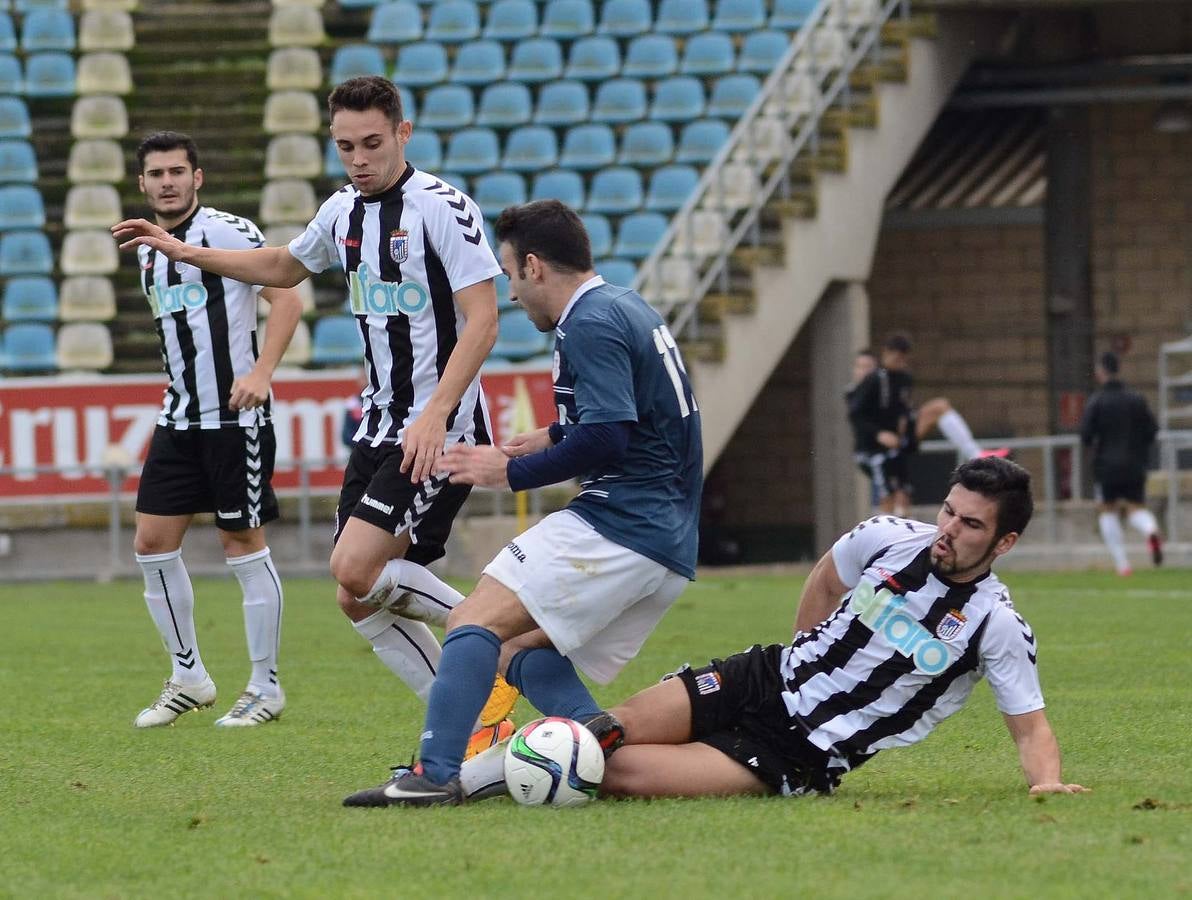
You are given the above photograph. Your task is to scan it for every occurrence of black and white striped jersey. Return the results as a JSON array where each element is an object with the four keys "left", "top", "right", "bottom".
[
  {"left": 138, "top": 206, "right": 268, "bottom": 430},
  {"left": 781, "top": 516, "right": 1044, "bottom": 776},
  {"left": 287, "top": 165, "right": 501, "bottom": 448}
]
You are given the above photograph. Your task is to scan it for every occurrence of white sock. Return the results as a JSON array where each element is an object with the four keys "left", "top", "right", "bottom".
[
  {"left": 1126, "top": 508, "right": 1159, "bottom": 538},
  {"left": 361, "top": 558, "right": 463, "bottom": 628},
  {"left": 136, "top": 549, "right": 209, "bottom": 685},
  {"left": 937, "top": 409, "right": 982, "bottom": 459},
  {"left": 461, "top": 735, "right": 512, "bottom": 799},
  {"left": 352, "top": 608, "right": 442, "bottom": 702},
  {"left": 1098, "top": 513, "right": 1130, "bottom": 574},
  {"left": 228, "top": 547, "right": 283, "bottom": 698}
]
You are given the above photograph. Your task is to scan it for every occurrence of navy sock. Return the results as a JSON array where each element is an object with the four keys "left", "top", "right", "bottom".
[
  {"left": 418, "top": 625, "right": 501, "bottom": 785},
  {"left": 506, "top": 648, "right": 601, "bottom": 722}
]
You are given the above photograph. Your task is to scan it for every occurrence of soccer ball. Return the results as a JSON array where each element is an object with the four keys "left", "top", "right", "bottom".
[{"left": 504, "top": 716, "right": 605, "bottom": 808}]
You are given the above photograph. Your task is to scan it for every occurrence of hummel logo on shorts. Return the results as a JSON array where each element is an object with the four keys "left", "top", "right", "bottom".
[
  {"left": 217, "top": 510, "right": 242, "bottom": 520},
  {"left": 361, "top": 494, "right": 395, "bottom": 515}
]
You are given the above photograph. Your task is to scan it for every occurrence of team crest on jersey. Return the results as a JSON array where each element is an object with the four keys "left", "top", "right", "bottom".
[
  {"left": 389, "top": 229, "right": 408, "bottom": 263},
  {"left": 936, "top": 609, "right": 967, "bottom": 641}
]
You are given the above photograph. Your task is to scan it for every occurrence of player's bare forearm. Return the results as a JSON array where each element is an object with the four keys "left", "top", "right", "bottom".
[
  {"left": 400, "top": 279, "right": 498, "bottom": 481},
  {"left": 794, "top": 550, "right": 850, "bottom": 635},
  {"left": 230, "top": 286, "right": 302, "bottom": 411},
  {"left": 112, "top": 219, "right": 310, "bottom": 288},
  {"left": 1003, "top": 710, "right": 1088, "bottom": 794}
]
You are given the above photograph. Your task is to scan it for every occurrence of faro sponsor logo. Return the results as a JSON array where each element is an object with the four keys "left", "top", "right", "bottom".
[
  {"left": 147, "top": 281, "right": 208, "bottom": 318},
  {"left": 348, "top": 263, "right": 429, "bottom": 316},
  {"left": 850, "top": 580, "right": 952, "bottom": 674}
]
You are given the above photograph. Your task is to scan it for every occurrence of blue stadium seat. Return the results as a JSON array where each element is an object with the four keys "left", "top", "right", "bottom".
[
  {"left": 559, "top": 123, "right": 615, "bottom": 170},
  {"left": 20, "top": 7, "right": 74, "bottom": 51},
  {"left": 472, "top": 171, "right": 526, "bottom": 218},
  {"left": 475, "top": 81, "right": 532, "bottom": 127},
  {"left": 0, "top": 14, "right": 15, "bottom": 52},
  {"left": 451, "top": 39, "right": 505, "bottom": 85},
  {"left": 613, "top": 211, "right": 668, "bottom": 259},
  {"left": 507, "top": 38, "right": 563, "bottom": 84},
  {"left": 491, "top": 308, "right": 549, "bottom": 361},
  {"left": 418, "top": 84, "right": 474, "bottom": 130},
  {"left": 1, "top": 322, "right": 56, "bottom": 372},
  {"left": 0, "top": 184, "right": 44, "bottom": 229},
  {"left": 339, "top": 0, "right": 385, "bottom": 7},
  {"left": 493, "top": 271, "right": 514, "bottom": 309},
  {"left": 443, "top": 127, "right": 500, "bottom": 174},
  {"left": 565, "top": 36, "right": 620, "bottom": 83},
  {"left": 393, "top": 42, "right": 449, "bottom": 88},
  {"left": 534, "top": 80, "right": 589, "bottom": 126},
  {"left": 596, "top": 0, "right": 650, "bottom": 38},
  {"left": 330, "top": 44, "right": 387, "bottom": 86},
  {"left": 618, "top": 121, "right": 674, "bottom": 167},
  {"left": 771, "top": 0, "right": 816, "bottom": 30},
  {"left": 425, "top": 0, "right": 481, "bottom": 43},
  {"left": 482, "top": 0, "right": 536, "bottom": 42},
  {"left": 596, "top": 258, "right": 637, "bottom": 287},
  {"left": 0, "top": 52, "right": 20, "bottom": 93},
  {"left": 680, "top": 31, "right": 736, "bottom": 76},
  {"left": 311, "top": 316, "right": 363, "bottom": 367},
  {"left": 405, "top": 129, "right": 443, "bottom": 171},
  {"left": 581, "top": 213, "right": 612, "bottom": 258},
  {"left": 539, "top": 0, "right": 594, "bottom": 39},
  {"left": 501, "top": 125, "right": 558, "bottom": 172},
  {"left": 399, "top": 85, "right": 416, "bottom": 123},
  {"left": 622, "top": 35, "right": 678, "bottom": 79},
  {"left": 367, "top": 1, "right": 423, "bottom": 44},
  {"left": 15, "top": 0, "right": 72, "bottom": 7},
  {"left": 0, "top": 229, "right": 51, "bottom": 274},
  {"left": 650, "top": 76, "right": 705, "bottom": 122},
  {"left": 586, "top": 167, "right": 642, "bottom": 214},
  {"left": 676, "top": 118, "right": 731, "bottom": 164},
  {"left": 707, "top": 74, "right": 761, "bottom": 118},
  {"left": 591, "top": 77, "right": 646, "bottom": 124},
  {"left": 2, "top": 275, "right": 56, "bottom": 321},
  {"left": 440, "top": 172, "right": 469, "bottom": 194},
  {"left": 324, "top": 138, "right": 344, "bottom": 178},
  {"left": 645, "top": 164, "right": 699, "bottom": 212},
  {"left": 0, "top": 140, "right": 38, "bottom": 182},
  {"left": 529, "top": 169, "right": 584, "bottom": 209},
  {"left": 712, "top": 0, "right": 766, "bottom": 33},
  {"left": 0, "top": 96, "right": 30, "bottom": 137},
  {"left": 24, "top": 50, "right": 74, "bottom": 96},
  {"left": 738, "top": 30, "right": 790, "bottom": 75},
  {"left": 654, "top": 0, "right": 708, "bottom": 36}
]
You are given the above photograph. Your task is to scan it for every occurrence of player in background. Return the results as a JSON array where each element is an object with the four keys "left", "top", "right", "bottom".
[
  {"left": 114, "top": 79, "right": 517, "bottom": 752},
  {"left": 341, "top": 200, "right": 703, "bottom": 807},
  {"left": 130, "top": 131, "right": 302, "bottom": 728},
  {"left": 462, "top": 458, "right": 1085, "bottom": 801},
  {"left": 1080, "top": 351, "right": 1162, "bottom": 575},
  {"left": 850, "top": 333, "right": 1006, "bottom": 516}
]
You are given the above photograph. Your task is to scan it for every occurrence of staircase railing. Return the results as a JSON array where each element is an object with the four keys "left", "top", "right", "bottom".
[{"left": 635, "top": 0, "right": 912, "bottom": 341}]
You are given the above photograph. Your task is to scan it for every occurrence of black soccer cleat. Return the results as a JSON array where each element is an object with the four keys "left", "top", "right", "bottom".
[
  {"left": 579, "top": 711, "right": 625, "bottom": 759},
  {"left": 342, "top": 764, "right": 464, "bottom": 808}
]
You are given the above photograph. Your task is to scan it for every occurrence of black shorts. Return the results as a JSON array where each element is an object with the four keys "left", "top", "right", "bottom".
[
  {"left": 333, "top": 441, "right": 472, "bottom": 566},
  {"left": 855, "top": 450, "right": 911, "bottom": 500},
  {"left": 136, "top": 423, "right": 279, "bottom": 530},
  {"left": 676, "top": 644, "right": 839, "bottom": 796},
  {"left": 1094, "top": 476, "right": 1146, "bottom": 504}
]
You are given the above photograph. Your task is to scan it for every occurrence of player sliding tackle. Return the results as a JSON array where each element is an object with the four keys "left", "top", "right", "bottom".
[
  {"left": 114, "top": 76, "right": 517, "bottom": 757},
  {"left": 461, "top": 457, "right": 1087, "bottom": 801}
]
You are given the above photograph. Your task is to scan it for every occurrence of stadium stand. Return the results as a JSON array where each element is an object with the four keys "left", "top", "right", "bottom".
[
  {"left": 712, "top": 0, "right": 768, "bottom": 33},
  {"left": 328, "top": 43, "right": 386, "bottom": 84},
  {"left": 623, "top": 34, "right": 678, "bottom": 79},
  {"left": 0, "top": 52, "right": 20, "bottom": 92},
  {"left": 426, "top": 0, "right": 481, "bottom": 44},
  {"left": 24, "top": 50, "right": 75, "bottom": 96},
  {"left": 770, "top": 0, "right": 816, "bottom": 28},
  {"left": 529, "top": 168, "right": 584, "bottom": 208},
  {"left": 0, "top": 229, "right": 52, "bottom": 275},
  {"left": 491, "top": 308, "right": 550, "bottom": 361},
  {"left": 66, "top": 138, "right": 120, "bottom": 182},
  {"left": 76, "top": 51, "right": 132, "bottom": 94},
  {"left": 534, "top": 79, "right": 589, "bottom": 125},
  {"left": 540, "top": 0, "right": 596, "bottom": 39},
  {"left": 393, "top": 41, "right": 448, "bottom": 87},
  {"left": 654, "top": 0, "right": 709, "bottom": 36},
  {"left": 0, "top": 184, "right": 45, "bottom": 229},
  {"left": 0, "top": 139, "right": 38, "bottom": 181},
  {"left": 0, "top": 96, "right": 31, "bottom": 137},
  {"left": 645, "top": 164, "right": 700, "bottom": 212},
  {"left": 260, "top": 178, "right": 318, "bottom": 225},
  {"left": 78, "top": 8, "right": 134, "bottom": 51},
  {"left": 508, "top": 37, "right": 564, "bottom": 84},
  {"left": 559, "top": 123, "right": 616, "bottom": 170},
  {"left": 680, "top": 31, "right": 736, "bottom": 75},
  {"left": 367, "top": 1, "right": 422, "bottom": 44},
  {"left": 310, "top": 315, "right": 362, "bottom": 366},
  {"left": 268, "top": 6, "right": 325, "bottom": 46},
  {"left": 586, "top": 166, "right": 643, "bottom": 214},
  {"left": 565, "top": 35, "right": 620, "bottom": 82},
  {"left": 267, "top": 47, "right": 322, "bottom": 90},
  {"left": 265, "top": 133, "right": 323, "bottom": 179},
  {"left": 618, "top": 120, "right": 674, "bottom": 167},
  {"left": 443, "top": 126, "right": 500, "bottom": 174},
  {"left": 476, "top": 80, "right": 533, "bottom": 127},
  {"left": 676, "top": 118, "right": 732, "bottom": 165},
  {"left": 20, "top": 8, "right": 75, "bottom": 51},
  {"left": 707, "top": 73, "right": 761, "bottom": 118},
  {"left": 0, "top": 14, "right": 15, "bottom": 52},
  {"left": 263, "top": 90, "right": 320, "bottom": 133},
  {"left": 501, "top": 125, "right": 558, "bottom": 171},
  {"left": 69, "top": 94, "right": 127, "bottom": 138},
  {"left": 651, "top": 76, "right": 706, "bottom": 121},
  {"left": 581, "top": 213, "right": 612, "bottom": 258},
  {"left": 59, "top": 229, "right": 118, "bottom": 276},
  {"left": 596, "top": 258, "right": 637, "bottom": 288},
  {"left": 58, "top": 275, "right": 116, "bottom": 322},
  {"left": 482, "top": 0, "right": 537, "bottom": 42},
  {"left": 404, "top": 128, "right": 442, "bottom": 170},
  {"left": 56, "top": 320, "right": 113, "bottom": 371},
  {"left": 592, "top": 77, "right": 647, "bottom": 124},
  {"left": 472, "top": 171, "right": 526, "bottom": 217},
  {"left": 739, "top": 29, "right": 792, "bottom": 74},
  {"left": 612, "top": 211, "right": 668, "bottom": 259},
  {"left": 0, "top": 321, "right": 56, "bottom": 372},
  {"left": 450, "top": 39, "right": 506, "bottom": 85},
  {"left": 596, "top": 0, "right": 651, "bottom": 38},
  {"left": 419, "top": 84, "right": 475, "bottom": 130},
  {"left": 2, "top": 275, "right": 57, "bottom": 321}
]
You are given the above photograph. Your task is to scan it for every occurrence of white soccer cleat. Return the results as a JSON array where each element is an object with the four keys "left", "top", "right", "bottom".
[
  {"left": 214, "top": 687, "right": 286, "bottom": 727},
  {"left": 133, "top": 677, "right": 217, "bottom": 728}
]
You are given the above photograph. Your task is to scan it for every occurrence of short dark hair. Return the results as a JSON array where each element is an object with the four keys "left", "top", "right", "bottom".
[
  {"left": 884, "top": 332, "right": 913, "bottom": 354},
  {"left": 856, "top": 348, "right": 877, "bottom": 359},
  {"left": 136, "top": 131, "right": 199, "bottom": 173},
  {"left": 1099, "top": 351, "right": 1120, "bottom": 375},
  {"left": 948, "top": 456, "right": 1033, "bottom": 538},
  {"left": 493, "top": 200, "right": 593, "bottom": 276},
  {"left": 328, "top": 76, "right": 404, "bottom": 126}
]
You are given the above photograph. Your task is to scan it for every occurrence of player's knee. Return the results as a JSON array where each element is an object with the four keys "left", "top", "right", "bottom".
[
  {"left": 329, "top": 553, "right": 373, "bottom": 599},
  {"left": 133, "top": 531, "right": 175, "bottom": 556},
  {"left": 600, "top": 752, "right": 645, "bottom": 797}
]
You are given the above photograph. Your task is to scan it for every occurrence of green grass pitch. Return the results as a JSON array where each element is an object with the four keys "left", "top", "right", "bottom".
[{"left": 2, "top": 570, "right": 1189, "bottom": 898}]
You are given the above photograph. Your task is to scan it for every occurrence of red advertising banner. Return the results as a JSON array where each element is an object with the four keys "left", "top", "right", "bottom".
[{"left": 0, "top": 367, "right": 555, "bottom": 502}]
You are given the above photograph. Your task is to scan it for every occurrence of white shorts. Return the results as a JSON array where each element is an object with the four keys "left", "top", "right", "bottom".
[{"left": 483, "top": 510, "right": 688, "bottom": 684}]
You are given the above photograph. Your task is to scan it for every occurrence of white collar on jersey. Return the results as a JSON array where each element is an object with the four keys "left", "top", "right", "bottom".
[{"left": 557, "top": 275, "right": 605, "bottom": 326}]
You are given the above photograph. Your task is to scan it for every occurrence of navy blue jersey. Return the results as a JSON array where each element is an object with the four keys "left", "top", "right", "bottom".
[{"left": 554, "top": 280, "right": 703, "bottom": 578}]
